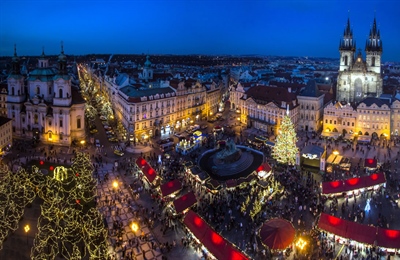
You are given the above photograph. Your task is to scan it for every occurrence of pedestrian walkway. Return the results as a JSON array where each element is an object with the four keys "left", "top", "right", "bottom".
[{"left": 95, "top": 163, "right": 163, "bottom": 260}]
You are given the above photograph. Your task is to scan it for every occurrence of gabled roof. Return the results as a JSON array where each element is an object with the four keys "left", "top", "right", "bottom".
[
  {"left": 244, "top": 85, "right": 298, "bottom": 109},
  {"left": 358, "top": 97, "right": 391, "bottom": 108}
]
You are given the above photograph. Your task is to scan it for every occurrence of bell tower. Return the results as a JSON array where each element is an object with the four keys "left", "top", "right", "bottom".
[
  {"left": 365, "top": 17, "right": 383, "bottom": 74},
  {"left": 339, "top": 18, "right": 356, "bottom": 72}
]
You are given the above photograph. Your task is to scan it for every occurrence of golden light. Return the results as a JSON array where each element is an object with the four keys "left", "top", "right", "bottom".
[
  {"left": 131, "top": 222, "right": 139, "bottom": 232},
  {"left": 24, "top": 224, "right": 30, "bottom": 233},
  {"left": 110, "top": 115, "right": 114, "bottom": 119},
  {"left": 383, "top": 133, "right": 388, "bottom": 137},
  {"left": 237, "top": 117, "right": 240, "bottom": 121},
  {"left": 325, "top": 129, "right": 330, "bottom": 132},
  {"left": 210, "top": 112, "right": 213, "bottom": 115},
  {"left": 80, "top": 140, "right": 85, "bottom": 145},
  {"left": 333, "top": 150, "right": 339, "bottom": 155},
  {"left": 112, "top": 181, "right": 119, "bottom": 189},
  {"left": 296, "top": 237, "right": 307, "bottom": 250}
]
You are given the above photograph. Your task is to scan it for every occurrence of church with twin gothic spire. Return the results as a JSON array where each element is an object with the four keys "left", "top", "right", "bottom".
[
  {"left": 323, "top": 16, "right": 400, "bottom": 139},
  {"left": 337, "top": 17, "right": 383, "bottom": 103},
  {"left": 6, "top": 44, "right": 86, "bottom": 145}
]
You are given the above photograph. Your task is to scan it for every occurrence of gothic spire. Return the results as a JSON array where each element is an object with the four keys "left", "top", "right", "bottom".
[
  {"left": 339, "top": 17, "right": 355, "bottom": 51},
  {"left": 365, "top": 16, "right": 382, "bottom": 52}
]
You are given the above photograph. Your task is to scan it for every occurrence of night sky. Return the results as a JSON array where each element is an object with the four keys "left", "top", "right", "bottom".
[{"left": 1, "top": 0, "right": 399, "bottom": 61}]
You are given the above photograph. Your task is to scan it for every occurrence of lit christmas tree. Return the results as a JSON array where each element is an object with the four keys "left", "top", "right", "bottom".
[{"left": 272, "top": 107, "right": 299, "bottom": 165}]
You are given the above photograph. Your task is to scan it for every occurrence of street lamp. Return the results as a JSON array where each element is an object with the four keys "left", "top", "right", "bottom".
[
  {"left": 112, "top": 181, "right": 119, "bottom": 189},
  {"left": 333, "top": 150, "right": 339, "bottom": 155},
  {"left": 130, "top": 222, "right": 139, "bottom": 233},
  {"left": 24, "top": 224, "right": 30, "bottom": 244}
]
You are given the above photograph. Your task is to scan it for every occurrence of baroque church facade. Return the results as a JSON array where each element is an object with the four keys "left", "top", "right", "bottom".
[{"left": 6, "top": 45, "right": 86, "bottom": 145}]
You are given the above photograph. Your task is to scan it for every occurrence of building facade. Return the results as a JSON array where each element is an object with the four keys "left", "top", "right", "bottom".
[
  {"left": 0, "top": 116, "right": 12, "bottom": 154},
  {"left": 230, "top": 84, "right": 299, "bottom": 136},
  {"left": 337, "top": 18, "right": 383, "bottom": 103},
  {"left": 6, "top": 45, "right": 86, "bottom": 145}
]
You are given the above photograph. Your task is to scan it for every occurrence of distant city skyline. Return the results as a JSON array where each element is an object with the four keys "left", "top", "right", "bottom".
[{"left": 1, "top": 0, "right": 400, "bottom": 62}]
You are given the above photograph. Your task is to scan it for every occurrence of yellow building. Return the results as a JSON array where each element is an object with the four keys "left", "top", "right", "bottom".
[{"left": 0, "top": 116, "right": 12, "bottom": 154}]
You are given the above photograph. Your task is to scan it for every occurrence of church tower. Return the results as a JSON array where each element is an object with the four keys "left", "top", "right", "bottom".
[
  {"left": 52, "top": 42, "right": 72, "bottom": 107},
  {"left": 365, "top": 17, "right": 383, "bottom": 74},
  {"left": 339, "top": 18, "right": 356, "bottom": 72}
]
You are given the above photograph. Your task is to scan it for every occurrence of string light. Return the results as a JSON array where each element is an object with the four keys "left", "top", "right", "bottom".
[{"left": 0, "top": 152, "right": 108, "bottom": 258}]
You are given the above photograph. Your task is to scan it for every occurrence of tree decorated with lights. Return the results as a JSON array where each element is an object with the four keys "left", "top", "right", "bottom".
[{"left": 272, "top": 106, "right": 299, "bottom": 165}]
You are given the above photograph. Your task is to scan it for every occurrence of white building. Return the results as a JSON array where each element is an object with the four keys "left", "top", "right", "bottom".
[{"left": 6, "top": 45, "right": 86, "bottom": 145}]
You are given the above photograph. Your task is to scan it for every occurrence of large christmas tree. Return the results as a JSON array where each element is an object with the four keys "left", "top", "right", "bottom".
[{"left": 272, "top": 111, "right": 298, "bottom": 165}]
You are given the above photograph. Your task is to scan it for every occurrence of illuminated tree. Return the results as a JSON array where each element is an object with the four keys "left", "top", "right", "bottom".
[{"left": 272, "top": 112, "right": 298, "bottom": 165}]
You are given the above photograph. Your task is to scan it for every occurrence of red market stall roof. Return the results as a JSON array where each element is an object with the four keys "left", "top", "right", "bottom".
[
  {"left": 364, "top": 173, "right": 386, "bottom": 188},
  {"left": 226, "top": 179, "right": 237, "bottom": 188},
  {"left": 183, "top": 210, "right": 249, "bottom": 260},
  {"left": 345, "top": 221, "right": 376, "bottom": 245},
  {"left": 364, "top": 158, "right": 377, "bottom": 168},
  {"left": 135, "top": 157, "right": 158, "bottom": 184},
  {"left": 318, "top": 213, "right": 400, "bottom": 249},
  {"left": 160, "top": 179, "right": 182, "bottom": 197},
  {"left": 376, "top": 228, "right": 400, "bottom": 249},
  {"left": 317, "top": 213, "right": 347, "bottom": 238},
  {"left": 259, "top": 219, "right": 296, "bottom": 250},
  {"left": 257, "top": 163, "right": 272, "bottom": 173},
  {"left": 321, "top": 173, "right": 386, "bottom": 195},
  {"left": 173, "top": 191, "right": 197, "bottom": 214}
]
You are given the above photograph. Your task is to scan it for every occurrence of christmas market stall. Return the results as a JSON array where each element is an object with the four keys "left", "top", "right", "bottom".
[
  {"left": 159, "top": 179, "right": 182, "bottom": 199},
  {"left": 321, "top": 172, "right": 386, "bottom": 197},
  {"left": 300, "top": 145, "right": 326, "bottom": 171},
  {"left": 364, "top": 158, "right": 378, "bottom": 172},
  {"left": 172, "top": 191, "right": 197, "bottom": 214},
  {"left": 183, "top": 210, "right": 249, "bottom": 260},
  {"left": 135, "top": 157, "right": 159, "bottom": 187},
  {"left": 257, "top": 162, "right": 272, "bottom": 179},
  {"left": 317, "top": 213, "right": 400, "bottom": 253}
]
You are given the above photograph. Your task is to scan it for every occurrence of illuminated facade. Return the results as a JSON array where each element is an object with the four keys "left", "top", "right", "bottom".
[
  {"left": 102, "top": 57, "right": 223, "bottom": 141},
  {"left": 6, "top": 45, "right": 86, "bottom": 145},
  {"left": 230, "top": 84, "right": 299, "bottom": 135},
  {"left": 337, "top": 17, "right": 383, "bottom": 103}
]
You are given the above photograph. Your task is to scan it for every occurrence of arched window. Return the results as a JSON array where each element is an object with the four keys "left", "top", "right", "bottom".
[
  {"left": 34, "top": 114, "right": 38, "bottom": 124},
  {"left": 59, "top": 89, "right": 63, "bottom": 98},
  {"left": 11, "top": 87, "right": 15, "bottom": 95},
  {"left": 344, "top": 55, "right": 348, "bottom": 66},
  {"left": 371, "top": 57, "right": 376, "bottom": 66},
  {"left": 36, "top": 86, "right": 40, "bottom": 95}
]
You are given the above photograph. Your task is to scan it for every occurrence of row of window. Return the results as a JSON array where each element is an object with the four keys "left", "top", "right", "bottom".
[{"left": 325, "top": 119, "right": 355, "bottom": 127}]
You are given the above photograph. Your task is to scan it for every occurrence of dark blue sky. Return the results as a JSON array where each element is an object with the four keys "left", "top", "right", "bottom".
[{"left": 1, "top": 0, "right": 399, "bottom": 61}]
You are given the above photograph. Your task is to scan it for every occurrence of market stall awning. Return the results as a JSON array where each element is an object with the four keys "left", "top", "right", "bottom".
[
  {"left": 173, "top": 191, "right": 197, "bottom": 214},
  {"left": 257, "top": 163, "right": 272, "bottom": 173},
  {"left": 322, "top": 173, "right": 386, "bottom": 195},
  {"left": 135, "top": 157, "right": 158, "bottom": 184},
  {"left": 376, "top": 228, "right": 400, "bottom": 249},
  {"left": 345, "top": 221, "right": 376, "bottom": 245},
  {"left": 259, "top": 218, "right": 296, "bottom": 250},
  {"left": 343, "top": 177, "right": 365, "bottom": 192},
  {"left": 364, "top": 158, "right": 377, "bottom": 168},
  {"left": 183, "top": 210, "right": 208, "bottom": 241},
  {"left": 364, "top": 173, "right": 386, "bottom": 187},
  {"left": 226, "top": 179, "right": 237, "bottom": 188},
  {"left": 322, "top": 180, "right": 344, "bottom": 195},
  {"left": 317, "top": 213, "right": 347, "bottom": 238},
  {"left": 183, "top": 210, "right": 249, "bottom": 260},
  {"left": 160, "top": 179, "right": 182, "bottom": 197}
]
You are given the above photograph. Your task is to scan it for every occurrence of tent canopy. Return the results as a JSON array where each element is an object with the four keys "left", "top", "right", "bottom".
[
  {"left": 317, "top": 213, "right": 400, "bottom": 249},
  {"left": 183, "top": 210, "right": 249, "bottom": 260},
  {"left": 173, "top": 191, "right": 197, "bottom": 214},
  {"left": 136, "top": 157, "right": 158, "bottom": 184},
  {"left": 322, "top": 173, "right": 386, "bottom": 195},
  {"left": 259, "top": 219, "right": 296, "bottom": 250},
  {"left": 160, "top": 179, "right": 182, "bottom": 197},
  {"left": 364, "top": 158, "right": 377, "bottom": 168}
]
